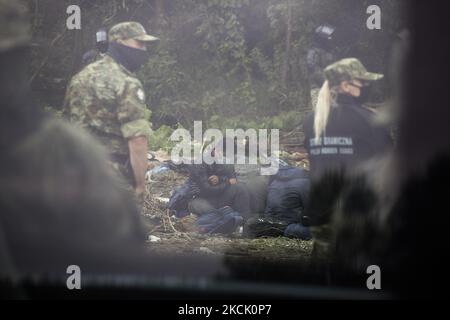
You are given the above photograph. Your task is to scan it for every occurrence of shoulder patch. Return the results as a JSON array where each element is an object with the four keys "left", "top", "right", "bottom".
[{"left": 137, "top": 88, "right": 145, "bottom": 103}]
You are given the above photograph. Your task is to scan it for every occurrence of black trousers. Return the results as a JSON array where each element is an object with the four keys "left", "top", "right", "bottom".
[{"left": 188, "top": 183, "right": 251, "bottom": 219}]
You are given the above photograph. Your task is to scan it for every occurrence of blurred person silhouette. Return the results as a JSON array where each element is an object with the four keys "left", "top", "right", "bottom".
[
  {"left": 0, "top": 0, "right": 148, "bottom": 282},
  {"left": 307, "top": 24, "right": 336, "bottom": 108}
]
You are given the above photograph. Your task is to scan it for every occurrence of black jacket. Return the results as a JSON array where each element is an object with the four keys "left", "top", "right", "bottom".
[
  {"left": 303, "top": 95, "right": 392, "bottom": 180},
  {"left": 188, "top": 163, "right": 236, "bottom": 198}
]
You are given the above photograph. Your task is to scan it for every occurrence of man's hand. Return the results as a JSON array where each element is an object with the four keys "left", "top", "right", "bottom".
[
  {"left": 229, "top": 178, "right": 237, "bottom": 185},
  {"left": 128, "top": 135, "right": 148, "bottom": 195},
  {"left": 208, "top": 175, "right": 219, "bottom": 186}
]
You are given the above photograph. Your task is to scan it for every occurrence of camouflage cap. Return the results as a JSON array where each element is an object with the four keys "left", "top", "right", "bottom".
[
  {"left": 108, "top": 22, "right": 159, "bottom": 43},
  {"left": 324, "top": 58, "right": 383, "bottom": 87},
  {"left": 0, "top": 0, "right": 30, "bottom": 52}
]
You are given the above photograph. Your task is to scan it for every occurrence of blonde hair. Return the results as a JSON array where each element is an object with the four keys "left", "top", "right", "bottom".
[{"left": 314, "top": 80, "right": 337, "bottom": 144}]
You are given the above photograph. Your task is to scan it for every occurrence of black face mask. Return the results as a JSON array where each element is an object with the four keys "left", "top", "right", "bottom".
[
  {"left": 107, "top": 41, "right": 149, "bottom": 72},
  {"left": 354, "top": 85, "right": 371, "bottom": 105}
]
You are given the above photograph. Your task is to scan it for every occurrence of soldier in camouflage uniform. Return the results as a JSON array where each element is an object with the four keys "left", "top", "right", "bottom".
[
  {"left": 303, "top": 58, "right": 391, "bottom": 260},
  {"left": 64, "top": 22, "right": 159, "bottom": 196}
]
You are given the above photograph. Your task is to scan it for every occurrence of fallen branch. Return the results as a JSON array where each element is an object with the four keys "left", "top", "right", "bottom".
[{"left": 164, "top": 209, "right": 178, "bottom": 233}]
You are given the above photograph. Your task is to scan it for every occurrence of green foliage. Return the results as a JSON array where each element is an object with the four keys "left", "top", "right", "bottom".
[
  {"left": 207, "top": 110, "right": 303, "bottom": 133},
  {"left": 148, "top": 124, "right": 179, "bottom": 152},
  {"left": 30, "top": 0, "right": 404, "bottom": 132},
  {"left": 137, "top": 0, "right": 315, "bottom": 130}
]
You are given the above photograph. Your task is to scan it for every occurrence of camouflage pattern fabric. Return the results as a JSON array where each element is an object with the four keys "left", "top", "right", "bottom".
[
  {"left": 0, "top": 0, "right": 30, "bottom": 52},
  {"left": 81, "top": 50, "right": 105, "bottom": 68},
  {"left": 324, "top": 58, "right": 383, "bottom": 87},
  {"left": 64, "top": 55, "right": 152, "bottom": 183},
  {"left": 108, "top": 21, "right": 159, "bottom": 42}
]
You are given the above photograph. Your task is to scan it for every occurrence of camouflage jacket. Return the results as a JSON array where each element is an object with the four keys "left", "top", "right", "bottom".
[{"left": 64, "top": 55, "right": 151, "bottom": 157}]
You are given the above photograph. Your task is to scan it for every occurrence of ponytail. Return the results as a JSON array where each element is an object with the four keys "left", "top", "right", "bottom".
[{"left": 313, "top": 80, "right": 332, "bottom": 144}]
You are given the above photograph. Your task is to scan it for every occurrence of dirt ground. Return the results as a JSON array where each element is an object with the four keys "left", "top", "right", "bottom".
[{"left": 141, "top": 162, "right": 313, "bottom": 263}]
